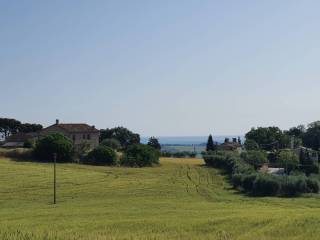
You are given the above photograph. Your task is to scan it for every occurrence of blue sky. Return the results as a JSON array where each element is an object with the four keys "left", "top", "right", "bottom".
[{"left": 1, "top": 0, "right": 320, "bottom": 136}]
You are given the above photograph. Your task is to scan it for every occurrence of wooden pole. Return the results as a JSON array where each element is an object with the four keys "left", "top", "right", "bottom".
[{"left": 53, "top": 153, "right": 57, "bottom": 204}]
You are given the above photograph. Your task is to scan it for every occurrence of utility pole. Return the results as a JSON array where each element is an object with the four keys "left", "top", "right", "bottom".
[{"left": 53, "top": 153, "right": 57, "bottom": 204}]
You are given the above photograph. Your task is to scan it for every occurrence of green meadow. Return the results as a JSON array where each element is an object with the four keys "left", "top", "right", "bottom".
[{"left": 1, "top": 157, "right": 320, "bottom": 240}]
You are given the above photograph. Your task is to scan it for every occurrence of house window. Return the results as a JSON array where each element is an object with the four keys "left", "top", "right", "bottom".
[
  {"left": 83, "top": 134, "right": 86, "bottom": 139},
  {"left": 87, "top": 134, "right": 90, "bottom": 140},
  {"left": 72, "top": 135, "right": 76, "bottom": 141}
]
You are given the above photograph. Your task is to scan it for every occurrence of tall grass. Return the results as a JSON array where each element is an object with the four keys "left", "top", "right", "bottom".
[{"left": 1, "top": 157, "right": 320, "bottom": 239}]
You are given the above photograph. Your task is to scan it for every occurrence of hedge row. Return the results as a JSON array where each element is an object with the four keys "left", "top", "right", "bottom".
[
  {"left": 203, "top": 151, "right": 320, "bottom": 196},
  {"left": 161, "top": 151, "right": 196, "bottom": 158}
]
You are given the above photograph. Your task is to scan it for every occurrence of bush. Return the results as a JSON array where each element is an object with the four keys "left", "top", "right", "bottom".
[
  {"left": 306, "top": 178, "right": 320, "bottom": 193},
  {"left": 241, "top": 174, "right": 257, "bottom": 192},
  {"left": 232, "top": 174, "right": 243, "bottom": 188},
  {"left": 33, "top": 133, "right": 73, "bottom": 162},
  {"left": 282, "top": 176, "right": 307, "bottom": 196},
  {"left": 84, "top": 146, "right": 117, "bottom": 165},
  {"left": 241, "top": 150, "right": 268, "bottom": 169},
  {"left": 100, "top": 138, "right": 121, "bottom": 150},
  {"left": 161, "top": 151, "right": 173, "bottom": 157},
  {"left": 277, "top": 150, "right": 299, "bottom": 173},
  {"left": 253, "top": 174, "right": 280, "bottom": 196},
  {"left": 121, "top": 144, "right": 159, "bottom": 167},
  {"left": 23, "top": 140, "right": 33, "bottom": 148},
  {"left": 0, "top": 148, "right": 33, "bottom": 160}
]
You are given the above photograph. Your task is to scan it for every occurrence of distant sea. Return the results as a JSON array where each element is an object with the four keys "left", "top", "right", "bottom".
[{"left": 141, "top": 136, "right": 245, "bottom": 145}]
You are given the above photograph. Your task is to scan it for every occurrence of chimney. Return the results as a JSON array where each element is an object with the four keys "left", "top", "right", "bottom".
[{"left": 56, "top": 119, "right": 59, "bottom": 125}]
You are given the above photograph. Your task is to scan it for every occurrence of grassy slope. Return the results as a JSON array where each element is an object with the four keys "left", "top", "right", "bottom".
[{"left": 1, "top": 157, "right": 320, "bottom": 240}]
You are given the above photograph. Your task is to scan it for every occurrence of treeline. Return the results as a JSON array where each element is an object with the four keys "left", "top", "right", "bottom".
[
  {"left": 244, "top": 121, "right": 320, "bottom": 151},
  {"left": 161, "top": 151, "right": 196, "bottom": 158},
  {"left": 203, "top": 151, "right": 320, "bottom": 197},
  {"left": 0, "top": 118, "right": 43, "bottom": 139}
]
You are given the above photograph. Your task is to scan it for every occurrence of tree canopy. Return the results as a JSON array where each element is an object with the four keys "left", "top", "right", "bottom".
[
  {"left": 206, "top": 134, "right": 216, "bottom": 151},
  {"left": 147, "top": 137, "right": 161, "bottom": 150},
  {"left": 245, "top": 127, "right": 290, "bottom": 151},
  {"left": 0, "top": 118, "right": 43, "bottom": 139},
  {"left": 99, "top": 127, "right": 140, "bottom": 148}
]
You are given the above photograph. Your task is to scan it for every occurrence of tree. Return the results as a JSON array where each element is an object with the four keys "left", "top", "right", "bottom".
[
  {"left": 0, "top": 118, "right": 21, "bottom": 139},
  {"left": 241, "top": 150, "right": 268, "bottom": 169},
  {"left": 0, "top": 118, "right": 43, "bottom": 140},
  {"left": 224, "top": 138, "right": 230, "bottom": 143},
  {"left": 100, "top": 138, "right": 121, "bottom": 150},
  {"left": 237, "top": 136, "right": 242, "bottom": 145},
  {"left": 244, "top": 139, "right": 259, "bottom": 150},
  {"left": 286, "top": 125, "right": 306, "bottom": 138},
  {"left": 19, "top": 123, "right": 43, "bottom": 133},
  {"left": 147, "top": 137, "right": 161, "bottom": 150},
  {"left": 120, "top": 144, "right": 159, "bottom": 167},
  {"left": 245, "top": 127, "right": 290, "bottom": 151},
  {"left": 33, "top": 133, "right": 73, "bottom": 162},
  {"left": 99, "top": 127, "right": 140, "bottom": 148},
  {"left": 84, "top": 146, "right": 117, "bottom": 165},
  {"left": 206, "top": 134, "right": 216, "bottom": 151},
  {"left": 277, "top": 150, "right": 299, "bottom": 173},
  {"left": 299, "top": 149, "right": 319, "bottom": 175},
  {"left": 303, "top": 125, "right": 320, "bottom": 151}
]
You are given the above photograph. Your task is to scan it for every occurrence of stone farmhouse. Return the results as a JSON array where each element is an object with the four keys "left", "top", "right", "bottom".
[{"left": 3, "top": 119, "right": 100, "bottom": 150}]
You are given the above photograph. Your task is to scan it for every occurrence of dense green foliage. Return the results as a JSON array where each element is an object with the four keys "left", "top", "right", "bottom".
[
  {"left": 147, "top": 137, "right": 161, "bottom": 150},
  {"left": 161, "top": 151, "right": 196, "bottom": 158},
  {"left": 99, "top": 127, "right": 140, "bottom": 148},
  {"left": 203, "top": 151, "right": 320, "bottom": 197},
  {"left": 299, "top": 149, "right": 319, "bottom": 175},
  {"left": 245, "top": 127, "right": 290, "bottom": 150},
  {"left": 303, "top": 124, "right": 320, "bottom": 150},
  {"left": 33, "top": 133, "right": 73, "bottom": 162},
  {"left": 100, "top": 138, "right": 121, "bottom": 150},
  {"left": 240, "top": 150, "right": 268, "bottom": 169},
  {"left": 84, "top": 146, "right": 117, "bottom": 165},
  {"left": 121, "top": 144, "right": 159, "bottom": 167},
  {"left": 277, "top": 150, "right": 299, "bottom": 173},
  {"left": 0, "top": 118, "right": 42, "bottom": 139},
  {"left": 244, "top": 139, "right": 259, "bottom": 150},
  {"left": 206, "top": 134, "right": 216, "bottom": 151}
]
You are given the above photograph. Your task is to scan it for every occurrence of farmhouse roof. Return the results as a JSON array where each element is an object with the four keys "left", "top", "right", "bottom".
[{"left": 47, "top": 123, "right": 99, "bottom": 133}]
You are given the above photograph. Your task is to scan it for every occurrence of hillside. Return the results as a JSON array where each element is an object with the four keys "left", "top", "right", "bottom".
[{"left": 1, "top": 157, "right": 320, "bottom": 240}]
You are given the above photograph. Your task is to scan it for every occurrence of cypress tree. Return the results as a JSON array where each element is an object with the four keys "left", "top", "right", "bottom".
[{"left": 206, "top": 134, "right": 215, "bottom": 151}]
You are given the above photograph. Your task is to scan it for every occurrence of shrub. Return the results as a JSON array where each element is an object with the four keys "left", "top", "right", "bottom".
[
  {"left": 161, "top": 151, "right": 173, "bottom": 157},
  {"left": 121, "top": 144, "right": 159, "bottom": 167},
  {"left": 100, "top": 138, "right": 121, "bottom": 150},
  {"left": 172, "top": 152, "right": 186, "bottom": 158},
  {"left": 306, "top": 178, "right": 320, "bottom": 193},
  {"left": 241, "top": 174, "right": 257, "bottom": 192},
  {"left": 282, "top": 176, "right": 307, "bottom": 196},
  {"left": 244, "top": 139, "right": 259, "bottom": 150},
  {"left": 232, "top": 174, "right": 243, "bottom": 188},
  {"left": 0, "top": 148, "right": 33, "bottom": 160},
  {"left": 253, "top": 174, "right": 280, "bottom": 196},
  {"left": 84, "top": 146, "right": 117, "bottom": 165},
  {"left": 23, "top": 140, "right": 33, "bottom": 148},
  {"left": 33, "top": 133, "right": 73, "bottom": 162},
  {"left": 241, "top": 150, "right": 268, "bottom": 169},
  {"left": 277, "top": 150, "right": 299, "bottom": 173}
]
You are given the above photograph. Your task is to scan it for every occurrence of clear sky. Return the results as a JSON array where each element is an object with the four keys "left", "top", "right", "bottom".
[{"left": 1, "top": 0, "right": 320, "bottom": 136}]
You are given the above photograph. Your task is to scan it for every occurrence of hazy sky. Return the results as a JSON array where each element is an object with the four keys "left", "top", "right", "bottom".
[{"left": 1, "top": 0, "right": 320, "bottom": 136}]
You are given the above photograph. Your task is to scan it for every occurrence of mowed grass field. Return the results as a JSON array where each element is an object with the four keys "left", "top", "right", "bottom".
[{"left": 1, "top": 157, "right": 320, "bottom": 240}]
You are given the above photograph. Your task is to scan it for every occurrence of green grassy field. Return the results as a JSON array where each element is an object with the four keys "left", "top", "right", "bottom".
[{"left": 1, "top": 157, "right": 320, "bottom": 240}]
